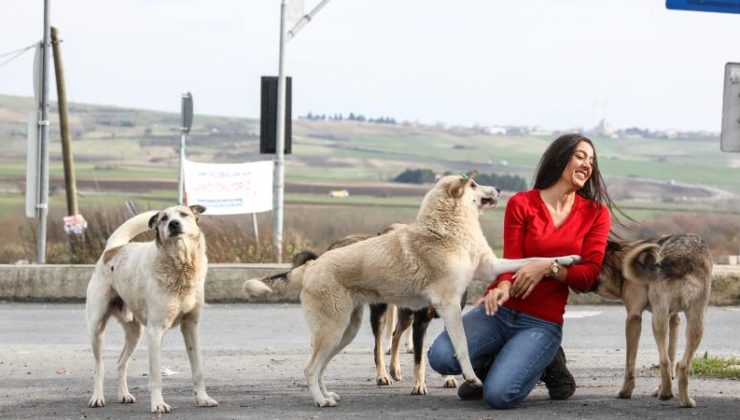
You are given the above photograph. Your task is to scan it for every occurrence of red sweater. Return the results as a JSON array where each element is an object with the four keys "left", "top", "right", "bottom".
[{"left": 485, "top": 189, "right": 611, "bottom": 324}]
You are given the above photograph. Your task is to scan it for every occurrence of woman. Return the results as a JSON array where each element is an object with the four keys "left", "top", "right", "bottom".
[{"left": 428, "top": 133, "right": 614, "bottom": 409}]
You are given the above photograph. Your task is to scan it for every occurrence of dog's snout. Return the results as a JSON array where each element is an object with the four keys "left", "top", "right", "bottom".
[{"left": 168, "top": 219, "right": 182, "bottom": 234}]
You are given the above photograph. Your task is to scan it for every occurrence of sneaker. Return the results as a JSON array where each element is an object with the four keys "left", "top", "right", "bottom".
[
  {"left": 541, "top": 346, "right": 576, "bottom": 400},
  {"left": 457, "top": 362, "right": 492, "bottom": 401}
]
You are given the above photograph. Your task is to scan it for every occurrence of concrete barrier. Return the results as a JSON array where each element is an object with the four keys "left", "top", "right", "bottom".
[
  {"left": 0, "top": 263, "right": 290, "bottom": 302},
  {"left": 1, "top": 263, "right": 738, "bottom": 305}
]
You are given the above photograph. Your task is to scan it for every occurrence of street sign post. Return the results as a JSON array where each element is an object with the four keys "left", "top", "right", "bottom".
[
  {"left": 178, "top": 92, "right": 193, "bottom": 205},
  {"left": 721, "top": 63, "right": 740, "bottom": 152}
]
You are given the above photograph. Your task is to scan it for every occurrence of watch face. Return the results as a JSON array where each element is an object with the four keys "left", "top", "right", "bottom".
[{"left": 551, "top": 262, "right": 559, "bottom": 274}]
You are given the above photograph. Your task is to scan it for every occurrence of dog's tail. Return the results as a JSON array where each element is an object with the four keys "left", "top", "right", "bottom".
[
  {"left": 243, "top": 250, "right": 319, "bottom": 300},
  {"left": 104, "top": 210, "right": 158, "bottom": 251},
  {"left": 622, "top": 242, "right": 662, "bottom": 284}
]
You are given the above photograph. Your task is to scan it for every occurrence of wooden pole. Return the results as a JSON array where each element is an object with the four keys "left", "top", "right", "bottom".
[{"left": 51, "top": 26, "right": 78, "bottom": 216}]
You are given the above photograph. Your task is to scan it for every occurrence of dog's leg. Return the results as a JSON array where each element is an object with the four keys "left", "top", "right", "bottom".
[
  {"left": 677, "top": 306, "right": 704, "bottom": 408},
  {"left": 86, "top": 298, "right": 111, "bottom": 408},
  {"left": 410, "top": 308, "right": 432, "bottom": 395},
  {"left": 181, "top": 317, "right": 218, "bottom": 408},
  {"left": 668, "top": 313, "right": 680, "bottom": 379},
  {"left": 618, "top": 295, "right": 647, "bottom": 399},
  {"left": 318, "top": 305, "right": 365, "bottom": 402},
  {"left": 384, "top": 304, "right": 397, "bottom": 353},
  {"left": 651, "top": 308, "right": 674, "bottom": 401},
  {"left": 405, "top": 326, "right": 414, "bottom": 353},
  {"left": 390, "top": 308, "right": 413, "bottom": 381},
  {"left": 116, "top": 319, "right": 142, "bottom": 404},
  {"left": 434, "top": 302, "right": 482, "bottom": 389},
  {"left": 303, "top": 291, "right": 354, "bottom": 407},
  {"left": 370, "top": 304, "right": 392, "bottom": 385},
  {"left": 146, "top": 325, "right": 172, "bottom": 414}
]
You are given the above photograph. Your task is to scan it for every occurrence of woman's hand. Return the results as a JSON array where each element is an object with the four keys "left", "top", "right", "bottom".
[
  {"left": 510, "top": 260, "right": 550, "bottom": 299},
  {"left": 474, "top": 286, "right": 510, "bottom": 316}
]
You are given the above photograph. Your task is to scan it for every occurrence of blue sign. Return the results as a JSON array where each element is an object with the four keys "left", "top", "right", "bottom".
[{"left": 667, "top": 0, "right": 740, "bottom": 14}]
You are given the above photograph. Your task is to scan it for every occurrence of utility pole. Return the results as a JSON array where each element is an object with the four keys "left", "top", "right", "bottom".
[
  {"left": 178, "top": 92, "right": 193, "bottom": 205},
  {"left": 272, "top": 0, "right": 331, "bottom": 263},
  {"left": 51, "top": 26, "right": 78, "bottom": 217},
  {"left": 36, "top": 0, "right": 52, "bottom": 263}
]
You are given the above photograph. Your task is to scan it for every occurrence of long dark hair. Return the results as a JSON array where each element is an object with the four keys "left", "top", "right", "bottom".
[{"left": 533, "top": 133, "right": 632, "bottom": 231}]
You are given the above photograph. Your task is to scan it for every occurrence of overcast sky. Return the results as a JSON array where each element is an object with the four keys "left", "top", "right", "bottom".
[{"left": 1, "top": 0, "right": 739, "bottom": 131}]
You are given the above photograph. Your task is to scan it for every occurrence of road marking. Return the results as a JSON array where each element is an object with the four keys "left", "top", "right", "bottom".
[{"left": 564, "top": 310, "right": 602, "bottom": 319}]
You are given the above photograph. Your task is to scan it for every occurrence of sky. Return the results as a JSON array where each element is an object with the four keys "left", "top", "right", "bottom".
[{"left": 1, "top": 0, "right": 740, "bottom": 132}]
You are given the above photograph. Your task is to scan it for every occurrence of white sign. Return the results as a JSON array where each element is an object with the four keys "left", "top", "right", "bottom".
[
  {"left": 63, "top": 214, "right": 88, "bottom": 235},
  {"left": 183, "top": 160, "right": 274, "bottom": 215}
]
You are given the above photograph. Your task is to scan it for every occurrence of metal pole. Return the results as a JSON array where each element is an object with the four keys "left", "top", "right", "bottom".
[
  {"left": 36, "top": 0, "right": 51, "bottom": 263},
  {"left": 178, "top": 131, "right": 185, "bottom": 205},
  {"left": 51, "top": 26, "right": 78, "bottom": 217},
  {"left": 272, "top": 0, "right": 287, "bottom": 263},
  {"left": 252, "top": 213, "right": 261, "bottom": 255}
]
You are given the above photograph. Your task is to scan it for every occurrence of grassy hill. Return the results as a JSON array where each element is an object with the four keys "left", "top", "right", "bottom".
[{"left": 1, "top": 93, "right": 738, "bottom": 262}]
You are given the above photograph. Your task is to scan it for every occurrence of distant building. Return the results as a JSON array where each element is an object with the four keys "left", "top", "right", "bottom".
[
  {"left": 483, "top": 126, "right": 507, "bottom": 135},
  {"left": 589, "top": 118, "right": 618, "bottom": 138},
  {"left": 329, "top": 190, "right": 350, "bottom": 198}
]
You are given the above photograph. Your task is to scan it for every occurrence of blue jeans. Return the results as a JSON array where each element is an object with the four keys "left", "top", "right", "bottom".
[{"left": 427, "top": 305, "right": 562, "bottom": 409}]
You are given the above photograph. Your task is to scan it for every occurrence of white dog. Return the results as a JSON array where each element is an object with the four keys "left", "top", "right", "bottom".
[{"left": 85, "top": 205, "right": 218, "bottom": 414}]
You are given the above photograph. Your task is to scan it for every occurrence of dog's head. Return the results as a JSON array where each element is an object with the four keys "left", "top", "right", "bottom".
[
  {"left": 443, "top": 174, "right": 500, "bottom": 213},
  {"left": 148, "top": 205, "right": 206, "bottom": 245}
]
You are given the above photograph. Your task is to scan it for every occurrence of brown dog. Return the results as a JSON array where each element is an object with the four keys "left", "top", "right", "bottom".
[{"left": 594, "top": 234, "right": 712, "bottom": 408}]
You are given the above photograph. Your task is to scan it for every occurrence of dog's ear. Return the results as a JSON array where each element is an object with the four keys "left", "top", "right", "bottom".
[
  {"left": 148, "top": 212, "right": 159, "bottom": 230},
  {"left": 448, "top": 175, "right": 473, "bottom": 199},
  {"left": 189, "top": 205, "right": 206, "bottom": 221}
]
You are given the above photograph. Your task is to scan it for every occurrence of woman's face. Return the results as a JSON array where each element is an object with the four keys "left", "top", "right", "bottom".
[{"left": 561, "top": 141, "right": 595, "bottom": 190}]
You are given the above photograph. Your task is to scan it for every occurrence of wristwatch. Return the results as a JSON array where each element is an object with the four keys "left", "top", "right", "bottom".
[{"left": 548, "top": 259, "right": 560, "bottom": 277}]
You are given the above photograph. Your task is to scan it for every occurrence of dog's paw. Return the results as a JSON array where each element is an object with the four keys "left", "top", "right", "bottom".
[
  {"left": 88, "top": 395, "right": 106, "bottom": 408},
  {"left": 195, "top": 394, "right": 218, "bottom": 407},
  {"left": 324, "top": 392, "right": 340, "bottom": 402},
  {"left": 442, "top": 376, "right": 458, "bottom": 388},
  {"left": 557, "top": 255, "right": 582, "bottom": 266},
  {"left": 464, "top": 377, "right": 483, "bottom": 388},
  {"left": 411, "top": 382, "right": 428, "bottom": 395},
  {"left": 118, "top": 393, "right": 136, "bottom": 404},
  {"left": 151, "top": 401, "right": 173, "bottom": 414},
  {"left": 617, "top": 388, "right": 633, "bottom": 399},
  {"left": 315, "top": 397, "right": 337, "bottom": 407},
  {"left": 390, "top": 366, "right": 402, "bottom": 381},
  {"left": 680, "top": 396, "right": 696, "bottom": 408},
  {"left": 405, "top": 345, "right": 414, "bottom": 354},
  {"left": 376, "top": 375, "right": 393, "bottom": 386}
]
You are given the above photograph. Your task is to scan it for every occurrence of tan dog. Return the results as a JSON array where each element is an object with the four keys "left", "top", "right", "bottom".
[
  {"left": 85, "top": 205, "right": 218, "bottom": 414},
  {"left": 594, "top": 234, "right": 712, "bottom": 408},
  {"left": 245, "top": 175, "right": 580, "bottom": 407}
]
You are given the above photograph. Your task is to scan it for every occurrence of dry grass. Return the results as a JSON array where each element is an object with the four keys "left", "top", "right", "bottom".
[{"left": 0, "top": 205, "right": 735, "bottom": 264}]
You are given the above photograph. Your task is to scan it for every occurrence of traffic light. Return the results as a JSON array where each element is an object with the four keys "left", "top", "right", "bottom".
[{"left": 260, "top": 76, "right": 292, "bottom": 154}]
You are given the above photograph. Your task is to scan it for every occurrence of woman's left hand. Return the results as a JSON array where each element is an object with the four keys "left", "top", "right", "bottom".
[{"left": 510, "top": 261, "right": 550, "bottom": 299}]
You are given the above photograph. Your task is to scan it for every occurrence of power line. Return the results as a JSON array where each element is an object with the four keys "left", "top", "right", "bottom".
[{"left": 0, "top": 42, "right": 38, "bottom": 69}]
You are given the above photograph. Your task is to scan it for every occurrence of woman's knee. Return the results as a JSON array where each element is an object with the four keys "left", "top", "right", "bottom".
[
  {"left": 427, "top": 334, "right": 461, "bottom": 375},
  {"left": 483, "top": 381, "right": 524, "bottom": 409}
]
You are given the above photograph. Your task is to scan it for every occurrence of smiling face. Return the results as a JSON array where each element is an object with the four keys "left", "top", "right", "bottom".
[{"left": 560, "top": 141, "right": 594, "bottom": 190}]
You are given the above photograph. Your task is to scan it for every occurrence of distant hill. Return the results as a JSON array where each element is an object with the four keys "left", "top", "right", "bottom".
[{"left": 1, "top": 93, "right": 739, "bottom": 202}]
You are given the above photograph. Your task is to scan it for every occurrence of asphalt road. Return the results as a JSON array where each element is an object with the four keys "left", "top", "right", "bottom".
[{"left": 0, "top": 303, "right": 738, "bottom": 419}]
